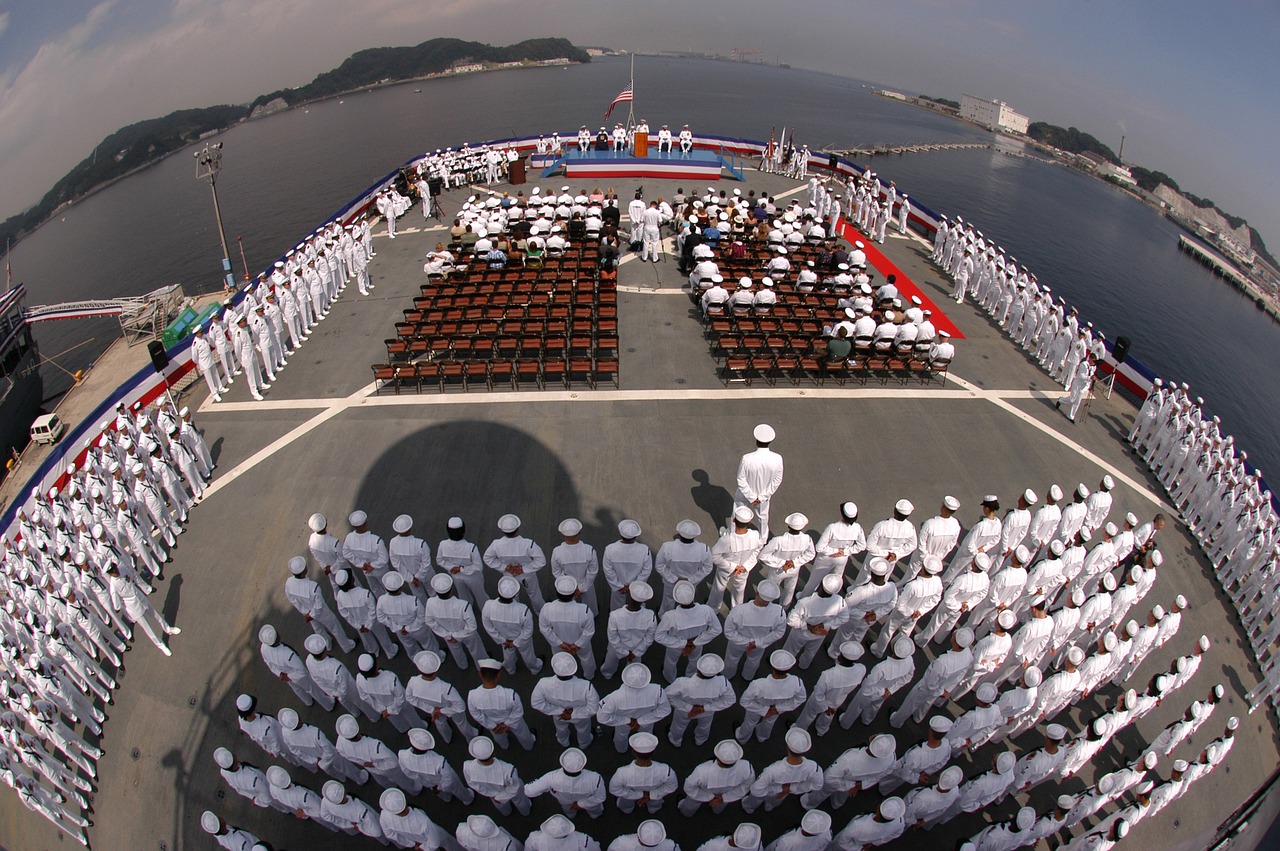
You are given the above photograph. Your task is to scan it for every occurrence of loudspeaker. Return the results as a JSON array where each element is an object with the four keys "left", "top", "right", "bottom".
[
  {"left": 427, "top": 177, "right": 444, "bottom": 197},
  {"left": 148, "top": 340, "right": 170, "bottom": 373},
  {"left": 1112, "top": 335, "right": 1131, "bottom": 365},
  {"left": 828, "top": 154, "right": 839, "bottom": 171}
]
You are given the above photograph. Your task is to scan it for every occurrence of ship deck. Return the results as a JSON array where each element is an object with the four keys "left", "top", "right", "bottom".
[{"left": 2, "top": 169, "right": 1275, "bottom": 851}]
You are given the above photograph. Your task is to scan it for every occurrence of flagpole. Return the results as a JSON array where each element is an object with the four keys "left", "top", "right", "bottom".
[{"left": 626, "top": 53, "right": 636, "bottom": 132}]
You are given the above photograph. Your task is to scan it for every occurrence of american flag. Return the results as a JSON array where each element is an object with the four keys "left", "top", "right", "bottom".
[{"left": 604, "top": 84, "right": 633, "bottom": 119}]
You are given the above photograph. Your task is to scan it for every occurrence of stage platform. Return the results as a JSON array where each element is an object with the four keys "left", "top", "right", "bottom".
[{"left": 531, "top": 148, "right": 739, "bottom": 181}]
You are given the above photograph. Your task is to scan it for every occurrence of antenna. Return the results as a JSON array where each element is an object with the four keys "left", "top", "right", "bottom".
[{"left": 626, "top": 53, "right": 636, "bottom": 131}]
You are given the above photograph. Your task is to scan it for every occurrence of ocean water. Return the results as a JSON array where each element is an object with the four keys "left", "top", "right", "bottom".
[{"left": 10, "top": 55, "right": 1278, "bottom": 475}]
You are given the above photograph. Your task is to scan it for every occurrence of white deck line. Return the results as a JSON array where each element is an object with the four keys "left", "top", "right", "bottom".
[{"left": 199, "top": 379, "right": 1165, "bottom": 508}]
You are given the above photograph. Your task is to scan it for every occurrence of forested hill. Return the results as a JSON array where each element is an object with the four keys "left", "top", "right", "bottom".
[
  {"left": 0, "top": 37, "right": 589, "bottom": 252},
  {"left": 250, "top": 37, "right": 589, "bottom": 112},
  {"left": 1026, "top": 122, "right": 1119, "bottom": 164}
]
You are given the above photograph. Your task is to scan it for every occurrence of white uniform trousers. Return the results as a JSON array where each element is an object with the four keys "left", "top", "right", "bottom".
[{"left": 723, "top": 641, "right": 769, "bottom": 680}]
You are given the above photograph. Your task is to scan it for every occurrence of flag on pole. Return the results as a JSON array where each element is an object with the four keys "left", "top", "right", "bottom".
[{"left": 604, "top": 84, "right": 633, "bottom": 119}]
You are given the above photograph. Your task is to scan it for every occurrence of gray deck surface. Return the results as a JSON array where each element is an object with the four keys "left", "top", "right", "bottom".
[{"left": 0, "top": 169, "right": 1274, "bottom": 851}]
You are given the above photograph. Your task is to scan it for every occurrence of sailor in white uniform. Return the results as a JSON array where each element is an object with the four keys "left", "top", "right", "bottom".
[
  {"left": 666, "top": 652, "right": 737, "bottom": 747},
  {"left": 842, "top": 636, "right": 916, "bottom": 727},
  {"left": 467, "top": 659, "right": 535, "bottom": 750},
  {"left": 801, "top": 502, "right": 866, "bottom": 597},
  {"left": 782, "top": 573, "right": 849, "bottom": 667},
  {"left": 484, "top": 514, "right": 547, "bottom": 611},
  {"left": 656, "top": 579, "right": 722, "bottom": 682},
  {"left": 734, "top": 424, "right": 784, "bottom": 537},
  {"left": 890, "top": 627, "right": 974, "bottom": 727},
  {"left": 603, "top": 519, "right": 653, "bottom": 611},
  {"left": 278, "top": 705, "right": 367, "bottom": 785},
  {"left": 654, "top": 520, "right": 714, "bottom": 615},
  {"left": 597, "top": 662, "right": 672, "bottom": 753},
  {"left": 722, "top": 579, "right": 787, "bottom": 680},
  {"left": 862, "top": 500, "right": 918, "bottom": 583},
  {"left": 481, "top": 576, "right": 542, "bottom": 675},
  {"left": 376, "top": 572, "right": 438, "bottom": 658},
  {"left": 736, "top": 649, "right": 807, "bottom": 742},
  {"left": 758, "top": 513, "right": 816, "bottom": 606},
  {"left": 601, "top": 581, "right": 657, "bottom": 679},
  {"left": 463, "top": 735, "right": 531, "bottom": 816},
  {"left": 907, "top": 496, "right": 961, "bottom": 583},
  {"left": 356, "top": 653, "right": 427, "bottom": 733},
  {"left": 436, "top": 517, "right": 487, "bottom": 611},
  {"left": 709, "top": 506, "right": 764, "bottom": 610},
  {"left": 540, "top": 574, "right": 598, "bottom": 678},
  {"left": 551, "top": 518, "right": 601, "bottom": 614},
  {"left": 678, "top": 739, "right": 756, "bottom": 816},
  {"left": 609, "top": 731, "right": 679, "bottom": 814},
  {"left": 388, "top": 514, "right": 433, "bottom": 605},
  {"left": 832, "top": 796, "right": 906, "bottom": 851},
  {"left": 870, "top": 555, "right": 942, "bottom": 656},
  {"left": 378, "top": 786, "right": 459, "bottom": 851},
  {"left": 192, "top": 326, "right": 228, "bottom": 401},
  {"left": 744, "top": 727, "right": 824, "bottom": 813},
  {"left": 285, "top": 556, "right": 356, "bottom": 653},
  {"left": 398, "top": 727, "right": 472, "bottom": 802},
  {"left": 526, "top": 747, "right": 607, "bottom": 818},
  {"left": 405, "top": 650, "right": 477, "bottom": 743},
  {"left": 531, "top": 652, "right": 601, "bottom": 748},
  {"left": 421, "top": 573, "right": 483, "bottom": 669},
  {"left": 456, "top": 813, "right": 521, "bottom": 851}
]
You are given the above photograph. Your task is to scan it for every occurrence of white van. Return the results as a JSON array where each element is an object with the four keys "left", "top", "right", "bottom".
[{"left": 29, "top": 413, "right": 66, "bottom": 446}]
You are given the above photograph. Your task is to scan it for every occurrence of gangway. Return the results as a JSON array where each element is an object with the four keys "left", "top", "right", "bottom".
[{"left": 25, "top": 283, "right": 187, "bottom": 345}]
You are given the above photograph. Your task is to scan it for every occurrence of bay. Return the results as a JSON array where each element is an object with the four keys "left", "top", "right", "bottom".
[{"left": 10, "top": 55, "right": 1277, "bottom": 476}]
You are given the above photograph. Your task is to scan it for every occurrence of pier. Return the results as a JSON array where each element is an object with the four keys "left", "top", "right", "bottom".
[
  {"left": 1177, "top": 234, "right": 1280, "bottom": 323},
  {"left": 825, "top": 141, "right": 989, "bottom": 158}
]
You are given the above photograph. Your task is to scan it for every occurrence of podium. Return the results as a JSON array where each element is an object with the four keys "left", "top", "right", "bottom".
[
  {"left": 633, "top": 131, "right": 649, "bottom": 158},
  {"left": 508, "top": 157, "right": 526, "bottom": 186}
]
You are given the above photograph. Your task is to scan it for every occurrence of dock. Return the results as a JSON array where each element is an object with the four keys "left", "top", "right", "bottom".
[
  {"left": 825, "top": 141, "right": 990, "bottom": 158},
  {"left": 1177, "top": 234, "right": 1280, "bottom": 322}
]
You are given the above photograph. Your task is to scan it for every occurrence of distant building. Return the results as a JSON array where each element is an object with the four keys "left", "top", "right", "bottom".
[{"left": 960, "top": 94, "right": 1030, "bottom": 134}]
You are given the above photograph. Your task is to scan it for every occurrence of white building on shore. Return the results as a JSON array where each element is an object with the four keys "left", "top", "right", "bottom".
[{"left": 960, "top": 94, "right": 1030, "bottom": 134}]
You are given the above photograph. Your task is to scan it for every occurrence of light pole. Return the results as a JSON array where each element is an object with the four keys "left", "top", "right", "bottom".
[{"left": 194, "top": 142, "right": 236, "bottom": 292}]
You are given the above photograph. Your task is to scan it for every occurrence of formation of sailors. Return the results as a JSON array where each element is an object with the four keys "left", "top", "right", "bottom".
[
  {"left": 0, "top": 401, "right": 216, "bottom": 845},
  {"left": 417, "top": 145, "right": 518, "bottom": 192},
  {"left": 925, "top": 201, "right": 1278, "bottom": 721},
  {"left": 193, "top": 425, "right": 1227, "bottom": 850},
  {"left": 1128, "top": 380, "right": 1280, "bottom": 715},
  {"left": 192, "top": 216, "right": 376, "bottom": 403},
  {"left": 760, "top": 140, "right": 811, "bottom": 180}
]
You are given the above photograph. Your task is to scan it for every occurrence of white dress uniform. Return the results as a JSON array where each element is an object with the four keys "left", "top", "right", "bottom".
[
  {"left": 665, "top": 654, "right": 737, "bottom": 746},
  {"left": 966, "top": 555, "right": 1027, "bottom": 630},
  {"left": 279, "top": 707, "right": 367, "bottom": 785},
  {"left": 736, "top": 650, "right": 807, "bottom": 742},
  {"left": 484, "top": 518, "right": 547, "bottom": 612},
  {"left": 463, "top": 737, "right": 532, "bottom": 819},
  {"left": 903, "top": 766, "right": 963, "bottom": 829},
  {"left": 890, "top": 633, "right": 974, "bottom": 727},
  {"left": 796, "top": 644, "right": 866, "bottom": 735},
  {"left": 258, "top": 626, "right": 326, "bottom": 706},
  {"left": 467, "top": 678, "right": 536, "bottom": 750},
  {"left": 801, "top": 508, "right": 866, "bottom": 598},
  {"left": 191, "top": 330, "right": 227, "bottom": 400},
  {"left": 880, "top": 720, "right": 953, "bottom": 794},
  {"left": 709, "top": 520, "right": 764, "bottom": 610},
  {"left": 597, "top": 664, "right": 672, "bottom": 752},
  {"left": 285, "top": 558, "right": 356, "bottom": 653},
  {"left": 990, "top": 606, "right": 1054, "bottom": 687},
  {"left": 601, "top": 586, "right": 657, "bottom": 679},
  {"left": 456, "top": 814, "right": 522, "bottom": 851},
  {"left": 525, "top": 750, "right": 607, "bottom": 818},
  {"left": 379, "top": 788, "right": 459, "bottom": 851},
  {"left": 1012, "top": 729, "right": 1068, "bottom": 793},
  {"left": 655, "top": 585, "right": 722, "bottom": 682},
  {"left": 782, "top": 578, "right": 850, "bottom": 667},
  {"left": 916, "top": 556, "right": 990, "bottom": 645},
  {"left": 304, "top": 635, "right": 372, "bottom": 718},
  {"left": 376, "top": 578, "right": 439, "bottom": 657},
  {"left": 602, "top": 523, "right": 653, "bottom": 610},
  {"left": 531, "top": 654, "right": 601, "bottom": 748},
  {"left": 747, "top": 726, "right": 824, "bottom": 813},
  {"left": 832, "top": 798, "right": 906, "bottom": 851},
  {"left": 722, "top": 583, "right": 788, "bottom": 679},
  {"left": 481, "top": 579, "right": 542, "bottom": 675},
  {"left": 540, "top": 580, "right": 598, "bottom": 678},
  {"left": 423, "top": 577, "right": 486, "bottom": 669},
  {"left": 908, "top": 504, "right": 961, "bottom": 582},
  {"left": 525, "top": 816, "right": 600, "bottom": 851},
  {"left": 266, "top": 765, "right": 325, "bottom": 821},
  {"left": 678, "top": 741, "right": 757, "bottom": 816},
  {"left": 398, "top": 728, "right": 472, "bottom": 802},
  {"left": 654, "top": 526, "right": 714, "bottom": 615},
  {"left": 950, "top": 752, "right": 1015, "bottom": 820},
  {"left": 809, "top": 734, "right": 896, "bottom": 809},
  {"left": 436, "top": 528, "right": 487, "bottom": 611},
  {"left": 609, "top": 733, "right": 679, "bottom": 814},
  {"left": 758, "top": 522, "right": 816, "bottom": 607},
  {"left": 344, "top": 521, "right": 392, "bottom": 598},
  {"left": 831, "top": 565, "right": 898, "bottom": 648},
  {"left": 357, "top": 657, "right": 428, "bottom": 733},
  {"left": 944, "top": 512, "right": 1002, "bottom": 583},
  {"left": 389, "top": 524, "right": 434, "bottom": 605},
  {"left": 734, "top": 427, "right": 784, "bottom": 536},
  {"left": 870, "top": 566, "right": 941, "bottom": 657},
  {"left": 335, "top": 716, "right": 415, "bottom": 790},
  {"left": 551, "top": 531, "right": 601, "bottom": 615},
  {"left": 106, "top": 568, "right": 178, "bottom": 654}
]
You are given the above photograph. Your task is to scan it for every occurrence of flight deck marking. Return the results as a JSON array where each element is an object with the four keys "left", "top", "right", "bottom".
[{"left": 199, "top": 378, "right": 1162, "bottom": 510}]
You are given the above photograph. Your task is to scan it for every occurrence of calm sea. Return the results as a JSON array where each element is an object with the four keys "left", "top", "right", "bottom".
[{"left": 10, "top": 56, "right": 1279, "bottom": 475}]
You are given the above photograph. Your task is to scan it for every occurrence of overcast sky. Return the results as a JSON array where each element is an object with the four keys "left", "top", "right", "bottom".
[{"left": 2, "top": 0, "right": 1278, "bottom": 245}]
